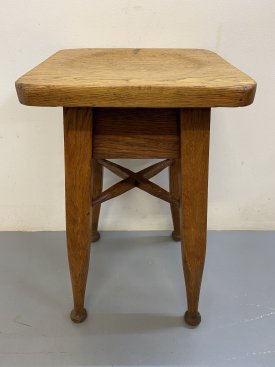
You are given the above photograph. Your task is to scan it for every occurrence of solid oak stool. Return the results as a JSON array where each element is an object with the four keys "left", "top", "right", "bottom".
[{"left": 15, "top": 49, "right": 256, "bottom": 326}]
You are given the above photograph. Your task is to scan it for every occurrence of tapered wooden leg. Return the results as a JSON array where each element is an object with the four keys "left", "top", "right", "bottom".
[
  {"left": 169, "top": 159, "right": 181, "bottom": 241},
  {"left": 63, "top": 107, "right": 93, "bottom": 323},
  {"left": 91, "top": 159, "right": 103, "bottom": 242},
  {"left": 180, "top": 108, "right": 210, "bottom": 326}
]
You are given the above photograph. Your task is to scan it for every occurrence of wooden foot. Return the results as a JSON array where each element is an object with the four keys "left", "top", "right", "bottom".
[
  {"left": 180, "top": 108, "right": 211, "bottom": 327},
  {"left": 63, "top": 107, "right": 93, "bottom": 323},
  {"left": 91, "top": 231, "right": 100, "bottom": 242},
  {"left": 91, "top": 159, "right": 103, "bottom": 242},
  {"left": 70, "top": 308, "right": 88, "bottom": 323},
  {"left": 184, "top": 311, "right": 201, "bottom": 327},
  {"left": 172, "top": 231, "right": 181, "bottom": 241},
  {"left": 169, "top": 159, "right": 181, "bottom": 241}
]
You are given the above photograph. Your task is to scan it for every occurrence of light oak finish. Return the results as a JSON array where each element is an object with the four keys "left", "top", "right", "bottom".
[
  {"left": 16, "top": 48, "right": 256, "bottom": 108},
  {"left": 180, "top": 108, "right": 211, "bottom": 326},
  {"left": 15, "top": 49, "right": 257, "bottom": 327},
  {"left": 63, "top": 107, "right": 93, "bottom": 323}
]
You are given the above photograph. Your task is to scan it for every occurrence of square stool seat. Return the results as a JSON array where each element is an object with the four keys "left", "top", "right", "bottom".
[{"left": 16, "top": 48, "right": 255, "bottom": 107}]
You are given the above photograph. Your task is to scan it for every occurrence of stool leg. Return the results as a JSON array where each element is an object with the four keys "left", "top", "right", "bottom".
[
  {"left": 180, "top": 108, "right": 210, "bottom": 326},
  {"left": 63, "top": 107, "right": 93, "bottom": 323},
  {"left": 169, "top": 159, "right": 181, "bottom": 241},
  {"left": 91, "top": 159, "right": 103, "bottom": 242}
]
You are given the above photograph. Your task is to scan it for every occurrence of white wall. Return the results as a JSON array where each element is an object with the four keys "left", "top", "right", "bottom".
[{"left": 0, "top": 0, "right": 275, "bottom": 231}]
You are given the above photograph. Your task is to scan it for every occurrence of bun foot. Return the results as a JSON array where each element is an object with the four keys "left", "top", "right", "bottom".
[
  {"left": 70, "top": 308, "right": 87, "bottom": 323},
  {"left": 91, "top": 231, "right": 100, "bottom": 242},
  {"left": 184, "top": 311, "right": 201, "bottom": 327},
  {"left": 172, "top": 231, "right": 181, "bottom": 241}
]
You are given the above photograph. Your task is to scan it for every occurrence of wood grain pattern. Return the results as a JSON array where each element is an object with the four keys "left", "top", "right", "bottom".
[
  {"left": 93, "top": 108, "right": 179, "bottom": 159},
  {"left": 91, "top": 159, "right": 103, "bottom": 242},
  {"left": 97, "top": 159, "right": 132, "bottom": 179},
  {"left": 139, "top": 159, "right": 173, "bottom": 179},
  {"left": 94, "top": 135, "right": 179, "bottom": 159},
  {"left": 63, "top": 107, "right": 93, "bottom": 323},
  {"left": 180, "top": 108, "right": 211, "bottom": 326},
  {"left": 169, "top": 159, "right": 181, "bottom": 241},
  {"left": 98, "top": 158, "right": 173, "bottom": 179},
  {"left": 137, "top": 178, "right": 178, "bottom": 205},
  {"left": 16, "top": 48, "right": 256, "bottom": 107},
  {"left": 93, "top": 177, "right": 134, "bottom": 206},
  {"left": 93, "top": 159, "right": 178, "bottom": 206}
]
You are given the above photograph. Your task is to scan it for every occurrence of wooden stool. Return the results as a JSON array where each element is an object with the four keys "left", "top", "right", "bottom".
[{"left": 16, "top": 49, "right": 256, "bottom": 326}]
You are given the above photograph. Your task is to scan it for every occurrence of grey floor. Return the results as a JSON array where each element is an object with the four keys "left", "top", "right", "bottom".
[{"left": 0, "top": 231, "right": 275, "bottom": 366}]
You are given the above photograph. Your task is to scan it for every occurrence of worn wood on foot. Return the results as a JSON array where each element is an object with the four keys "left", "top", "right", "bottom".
[
  {"left": 180, "top": 108, "right": 211, "bottom": 326},
  {"left": 63, "top": 107, "right": 93, "bottom": 323}
]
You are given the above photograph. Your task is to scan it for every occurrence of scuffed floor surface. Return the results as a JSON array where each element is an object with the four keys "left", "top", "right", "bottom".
[{"left": 0, "top": 231, "right": 274, "bottom": 366}]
